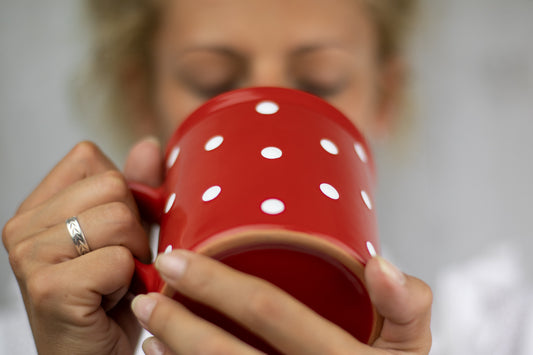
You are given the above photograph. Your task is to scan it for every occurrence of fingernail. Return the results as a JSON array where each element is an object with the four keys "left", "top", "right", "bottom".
[
  {"left": 131, "top": 295, "right": 157, "bottom": 325},
  {"left": 141, "top": 135, "right": 161, "bottom": 148},
  {"left": 376, "top": 256, "right": 406, "bottom": 285},
  {"left": 155, "top": 251, "right": 188, "bottom": 280},
  {"left": 143, "top": 337, "right": 166, "bottom": 355}
]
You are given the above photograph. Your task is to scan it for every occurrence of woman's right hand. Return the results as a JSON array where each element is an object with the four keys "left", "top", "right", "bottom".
[{"left": 2, "top": 139, "right": 161, "bottom": 355}]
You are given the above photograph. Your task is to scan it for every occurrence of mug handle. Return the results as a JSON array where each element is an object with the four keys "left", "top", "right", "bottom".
[{"left": 129, "top": 182, "right": 166, "bottom": 294}]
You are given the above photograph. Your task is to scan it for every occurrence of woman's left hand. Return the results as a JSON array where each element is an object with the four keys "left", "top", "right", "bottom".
[{"left": 131, "top": 250, "right": 432, "bottom": 355}]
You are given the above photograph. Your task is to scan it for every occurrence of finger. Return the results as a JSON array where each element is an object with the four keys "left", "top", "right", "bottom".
[
  {"left": 365, "top": 256, "right": 432, "bottom": 353},
  {"left": 123, "top": 136, "right": 164, "bottom": 187},
  {"left": 18, "top": 141, "right": 117, "bottom": 214},
  {"left": 152, "top": 250, "right": 366, "bottom": 354},
  {"left": 26, "top": 246, "right": 135, "bottom": 324},
  {"left": 8, "top": 203, "right": 150, "bottom": 280},
  {"left": 132, "top": 293, "right": 264, "bottom": 355},
  {"left": 142, "top": 337, "right": 175, "bottom": 355},
  {"left": 62, "top": 246, "right": 136, "bottom": 316},
  {"left": 5, "top": 170, "right": 140, "bottom": 249}
]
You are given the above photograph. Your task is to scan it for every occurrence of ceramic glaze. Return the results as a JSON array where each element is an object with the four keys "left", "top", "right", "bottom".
[{"left": 130, "top": 87, "right": 382, "bottom": 351}]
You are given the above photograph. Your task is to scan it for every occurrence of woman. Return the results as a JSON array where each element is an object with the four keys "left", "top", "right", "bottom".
[{"left": 2, "top": 0, "right": 432, "bottom": 354}]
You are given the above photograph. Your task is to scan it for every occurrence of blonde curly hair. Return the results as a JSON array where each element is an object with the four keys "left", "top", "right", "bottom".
[{"left": 78, "top": 0, "right": 417, "bottom": 150}]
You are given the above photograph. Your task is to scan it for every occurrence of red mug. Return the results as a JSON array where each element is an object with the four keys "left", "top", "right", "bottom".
[{"left": 130, "top": 87, "right": 382, "bottom": 351}]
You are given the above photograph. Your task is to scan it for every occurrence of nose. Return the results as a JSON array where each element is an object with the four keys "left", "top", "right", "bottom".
[{"left": 246, "top": 58, "right": 291, "bottom": 89}]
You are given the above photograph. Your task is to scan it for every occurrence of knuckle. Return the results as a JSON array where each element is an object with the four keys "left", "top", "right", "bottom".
[
  {"left": 107, "top": 202, "right": 138, "bottom": 227},
  {"left": 103, "top": 246, "right": 135, "bottom": 279},
  {"left": 185, "top": 272, "right": 213, "bottom": 298},
  {"left": 99, "top": 170, "right": 129, "bottom": 201},
  {"left": 181, "top": 257, "right": 217, "bottom": 297},
  {"left": 149, "top": 301, "right": 174, "bottom": 332},
  {"left": 8, "top": 238, "right": 35, "bottom": 277},
  {"left": 244, "top": 282, "right": 281, "bottom": 327},
  {"left": 408, "top": 277, "right": 434, "bottom": 322},
  {"left": 70, "top": 141, "right": 102, "bottom": 162},
  {"left": 110, "top": 246, "right": 135, "bottom": 270},
  {"left": 420, "top": 282, "right": 434, "bottom": 311},
  {"left": 412, "top": 276, "right": 433, "bottom": 311},
  {"left": 2, "top": 215, "right": 21, "bottom": 250},
  {"left": 69, "top": 141, "right": 112, "bottom": 178}
]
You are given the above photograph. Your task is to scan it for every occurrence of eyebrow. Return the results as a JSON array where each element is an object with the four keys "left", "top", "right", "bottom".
[
  {"left": 176, "top": 42, "right": 348, "bottom": 58},
  {"left": 176, "top": 45, "right": 245, "bottom": 58},
  {"left": 289, "top": 42, "right": 347, "bottom": 56}
]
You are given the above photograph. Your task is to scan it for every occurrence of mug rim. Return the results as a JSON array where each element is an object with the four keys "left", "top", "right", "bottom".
[
  {"left": 161, "top": 226, "right": 383, "bottom": 344},
  {"left": 164, "top": 87, "right": 374, "bottom": 173}
]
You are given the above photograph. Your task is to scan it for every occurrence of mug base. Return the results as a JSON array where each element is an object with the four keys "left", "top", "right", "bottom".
[{"left": 162, "top": 228, "right": 382, "bottom": 350}]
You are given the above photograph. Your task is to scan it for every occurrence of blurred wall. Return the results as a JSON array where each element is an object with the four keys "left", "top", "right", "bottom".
[
  {"left": 1, "top": 0, "right": 532, "bottom": 354},
  {"left": 376, "top": 0, "right": 533, "bottom": 283},
  {"left": 1, "top": 1, "right": 82, "bottom": 293}
]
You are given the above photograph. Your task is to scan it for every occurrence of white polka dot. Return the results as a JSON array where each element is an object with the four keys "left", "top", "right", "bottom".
[
  {"left": 261, "top": 147, "right": 283, "bottom": 159},
  {"left": 202, "top": 186, "right": 222, "bottom": 202},
  {"left": 320, "top": 139, "right": 339, "bottom": 155},
  {"left": 165, "top": 193, "right": 176, "bottom": 214},
  {"left": 164, "top": 245, "right": 173, "bottom": 254},
  {"left": 366, "top": 241, "right": 377, "bottom": 257},
  {"left": 361, "top": 190, "right": 372, "bottom": 210},
  {"left": 354, "top": 142, "right": 368, "bottom": 163},
  {"left": 320, "top": 183, "right": 340, "bottom": 200},
  {"left": 167, "top": 146, "right": 180, "bottom": 168},
  {"left": 261, "top": 199, "right": 285, "bottom": 215},
  {"left": 205, "top": 136, "right": 224, "bottom": 151},
  {"left": 255, "top": 101, "right": 279, "bottom": 115}
]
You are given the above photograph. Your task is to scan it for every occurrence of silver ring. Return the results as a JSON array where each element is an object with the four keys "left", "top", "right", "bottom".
[{"left": 66, "top": 217, "right": 91, "bottom": 256}]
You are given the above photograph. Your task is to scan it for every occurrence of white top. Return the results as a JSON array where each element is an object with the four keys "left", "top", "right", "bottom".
[{"left": 430, "top": 243, "right": 533, "bottom": 355}]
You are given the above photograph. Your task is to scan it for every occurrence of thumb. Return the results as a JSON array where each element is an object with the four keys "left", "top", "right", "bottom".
[
  {"left": 124, "top": 136, "right": 164, "bottom": 187},
  {"left": 365, "top": 256, "right": 433, "bottom": 353}
]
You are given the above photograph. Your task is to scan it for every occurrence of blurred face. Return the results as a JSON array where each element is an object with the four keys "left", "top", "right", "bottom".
[{"left": 151, "top": 0, "right": 397, "bottom": 142}]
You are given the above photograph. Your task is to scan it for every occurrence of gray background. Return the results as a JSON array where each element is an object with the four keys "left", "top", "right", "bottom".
[{"left": 1, "top": 0, "right": 533, "bottom": 354}]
